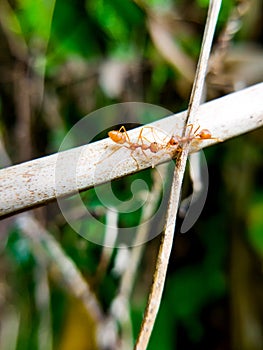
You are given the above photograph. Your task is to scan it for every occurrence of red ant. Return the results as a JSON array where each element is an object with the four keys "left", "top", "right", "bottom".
[
  {"left": 108, "top": 125, "right": 169, "bottom": 156},
  {"left": 108, "top": 125, "right": 179, "bottom": 168},
  {"left": 166, "top": 124, "right": 218, "bottom": 149},
  {"left": 107, "top": 124, "right": 218, "bottom": 168}
]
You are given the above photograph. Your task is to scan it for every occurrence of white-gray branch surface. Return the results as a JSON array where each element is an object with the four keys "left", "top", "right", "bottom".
[{"left": 1, "top": 83, "right": 263, "bottom": 218}]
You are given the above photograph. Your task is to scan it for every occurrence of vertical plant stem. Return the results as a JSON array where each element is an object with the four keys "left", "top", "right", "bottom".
[
  {"left": 185, "top": 0, "right": 223, "bottom": 128},
  {"left": 134, "top": 150, "right": 188, "bottom": 350},
  {"left": 134, "top": 1, "right": 222, "bottom": 349}
]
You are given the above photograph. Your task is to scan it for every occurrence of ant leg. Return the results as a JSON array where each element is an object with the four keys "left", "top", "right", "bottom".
[
  {"left": 136, "top": 127, "right": 145, "bottom": 144},
  {"left": 140, "top": 128, "right": 168, "bottom": 167},
  {"left": 95, "top": 145, "right": 122, "bottom": 165},
  {"left": 186, "top": 123, "right": 195, "bottom": 136},
  {"left": 140, "top": 126, "right": 169, "bottom": 149},
  {"left": 139, "top": 126, "right": 165, "bottom": 154},
  {"left": 131, "top": 153, "right": 140, "bottom": 170},
  {"left": 123, "top": 145, "right": 140, "bottom": 170},
  {"left": 118, "top": 125, "right": 131, "bottom": 144},
  {"left": 193, "top": 125, "right": 201, "bottom": 135},
  {"left": 137, "top": 130, "right": 151, "bottom": 158},
  {"left": 136, "top": 127, "right": 159, "bottom": 167},
  {"left": 142, "top": 126, "right": 168, "bottom": 145}
]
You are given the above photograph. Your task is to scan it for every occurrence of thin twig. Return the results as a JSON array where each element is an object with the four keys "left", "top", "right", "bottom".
[
  {"left": 134, "top": 151, "right": 188, "bottom": 350},
  {"left": 16, "top": 213, "right": 104, "bottom": 324},
  {"left": 208, "top": 0, "right": 251, "bottom": 77},
  {"left": 17, "top": 213, "right": 120, "bottom": 349},
  {"left": 34, "top": 265, "right": 52, "bottom": 350},
  {"left": 108, "top": 163, "right": 169, "bottom": 350},
  {"left": 185, "top": 0, "right": 223, "bottom": 129},
  {"left": 0, "top": 306, "right": 20, "bottom": 350},
  {"left": 147, "top": 15, "right": 195, "bottom": 83},
  {"left": 96, "top": 208, "right": 119, "bottom": 277},
  {"left": 118, "top": 163, "right": 169, "bottom": 299},
  {"left": 134, "top": 1, "right": 222, "bottom": 349}
]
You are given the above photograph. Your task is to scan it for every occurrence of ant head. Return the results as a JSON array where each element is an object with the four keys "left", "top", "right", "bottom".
[
  {"left": 169, "top": 136, "right": 179, "bottom": 146},
  {"left": 108, "top": 130, "right": 126, "bottom": 144},
  {"left": 197, "top": 129, "right": 212, "bottom": 139}
]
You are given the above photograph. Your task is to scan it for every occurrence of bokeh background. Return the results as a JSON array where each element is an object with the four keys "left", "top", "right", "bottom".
[{"left": 0, "top": 0, "right": 263, "bottom": 349}]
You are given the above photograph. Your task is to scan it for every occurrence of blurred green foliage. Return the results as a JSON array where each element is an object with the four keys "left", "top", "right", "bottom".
[
  {"left": 0, "top": 0, "right": 263, "bottom": 349},
  {"left": 248, "top": 194, "right": 263, "bottom": 258}
]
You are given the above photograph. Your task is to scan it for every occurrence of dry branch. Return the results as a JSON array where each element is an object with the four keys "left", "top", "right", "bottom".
[{"left": 0, "top": 82, "right": 263, "bottom": 219}]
